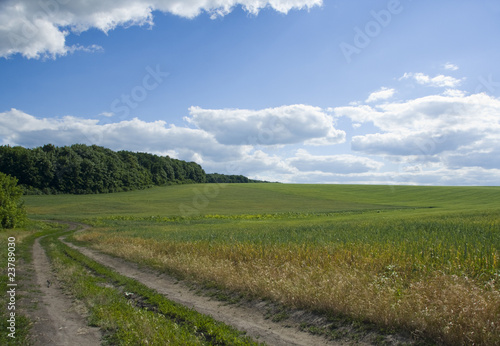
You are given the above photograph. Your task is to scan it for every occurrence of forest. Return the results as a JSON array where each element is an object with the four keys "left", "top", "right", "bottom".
[{"left": 0, "top": 144, "right": 262, "bottom": 194}]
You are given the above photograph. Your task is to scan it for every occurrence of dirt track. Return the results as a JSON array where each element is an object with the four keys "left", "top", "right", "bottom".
[
  {"left": 29, "top": 235, "right": 101, "bottom": 345},
  {"left": 59, "top": 222, "right": 343, "bottom": 346}
]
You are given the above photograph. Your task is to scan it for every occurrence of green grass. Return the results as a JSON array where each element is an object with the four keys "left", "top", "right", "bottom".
[{"left": 251, "top": 184, "right": 500, "bottom": 210}]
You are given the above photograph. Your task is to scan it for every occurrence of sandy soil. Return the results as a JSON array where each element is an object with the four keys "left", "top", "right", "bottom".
[
  {"left": 61, "top": 222, "right": 343, "bottom": 346},
  {"left": 29, "top": 235, "right": 101, "bottom": 345}
]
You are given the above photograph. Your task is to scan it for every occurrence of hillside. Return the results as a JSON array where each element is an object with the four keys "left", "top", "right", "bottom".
[{"left": 22, "top": 183, "right": 500, "bottom": 220}]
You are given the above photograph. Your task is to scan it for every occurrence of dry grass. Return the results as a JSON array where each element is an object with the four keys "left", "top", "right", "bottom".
[{"left": 75, "top": 231, "right": 500, "bottom": 345}]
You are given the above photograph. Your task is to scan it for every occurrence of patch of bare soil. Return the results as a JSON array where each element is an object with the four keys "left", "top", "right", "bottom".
[{"left": 28, "top": 236, "right": 101, "bottom": 345}]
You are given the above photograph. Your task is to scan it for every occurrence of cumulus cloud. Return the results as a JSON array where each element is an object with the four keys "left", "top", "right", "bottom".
[
  {"left": 351, "top": 130, "right": 482, "bottom": 156},
  {"left": 1, "top": 105, "right": 500, "bottom": 185},
  {"left": 365, "top": 87, "right": 395, "bottom": 103},
  {"left": 186, "top": 104, "right": 345, "bottom": 146},
  {"left": 287, "top": 149, "right": 382, "bottom": 174},
  {"left": 334, "top": 92, "right": 500, "bottom": 171},
  {"left": 400, "top": 72, "right": 463, "bottom": 88},
  {"left": 335, "top": 93, "right": 500, "bottom": 133},
  {"left": 0, "top": 0, "right": 322, "bottom": 59}
]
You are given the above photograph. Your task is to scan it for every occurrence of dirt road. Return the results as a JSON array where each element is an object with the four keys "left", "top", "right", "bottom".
[{"left": 60, "top": 222, "right": 342, "bottom": 346}]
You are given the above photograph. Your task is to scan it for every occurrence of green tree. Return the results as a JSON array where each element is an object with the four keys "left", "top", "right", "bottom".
[{"left": 0, "top": 172, "right": 26, "bottom": 228}]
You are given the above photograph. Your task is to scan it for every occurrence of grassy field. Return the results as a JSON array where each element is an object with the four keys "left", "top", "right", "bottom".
[
  {"left": 24, "top": 183, "right": 500, "bottom": 218},
  {"left": 24, "top": 183, "right": 500, "bottom": 345}
]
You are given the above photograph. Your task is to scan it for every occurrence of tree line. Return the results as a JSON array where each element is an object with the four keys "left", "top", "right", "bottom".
[
  {"left": 0, "top": 144, "right": 266, "bottom": 195},
  {"left": 205, "top": 173, "right": 266, "bottom": 184},
  {"left": 0, "top": 144, "right": 207, "bottom": 194}
]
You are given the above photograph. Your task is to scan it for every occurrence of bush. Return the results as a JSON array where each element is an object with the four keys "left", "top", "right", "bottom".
[{"left": 0, "top": 172, "right": 26, "bottom": 228}]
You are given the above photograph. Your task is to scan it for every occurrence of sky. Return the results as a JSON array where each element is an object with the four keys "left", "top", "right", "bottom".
[{"left": 1, "top": 0, "right": 500, "bottom": 185}]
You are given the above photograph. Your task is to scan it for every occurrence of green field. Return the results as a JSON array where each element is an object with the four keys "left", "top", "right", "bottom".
[
  {"left": 23, "top": 184, "right": 500, "bottom": 345},
  {"left": 24, "top": 183, "right": 500, "bottom": 219}
]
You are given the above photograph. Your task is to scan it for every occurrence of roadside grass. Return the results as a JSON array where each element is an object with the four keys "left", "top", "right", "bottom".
[
  {"left": 0, "top": 221, "right": 61, "bottom": 345},
  {"left": 42, "top": 230, "right": 262, "bottom": 345}
]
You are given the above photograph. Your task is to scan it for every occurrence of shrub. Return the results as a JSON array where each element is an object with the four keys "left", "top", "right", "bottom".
[{"left": 0, "top": 172, "right": 26, "bottom": 228}]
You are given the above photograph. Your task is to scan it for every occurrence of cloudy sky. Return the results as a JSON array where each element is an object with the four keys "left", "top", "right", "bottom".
[{"left": 1, "top": 0, "right": 500, "bottom": 185}]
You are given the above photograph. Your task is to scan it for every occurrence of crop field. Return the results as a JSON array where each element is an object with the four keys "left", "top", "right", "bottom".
[{"left": 24, "top": 184, "right": 500, "bottom": 345}]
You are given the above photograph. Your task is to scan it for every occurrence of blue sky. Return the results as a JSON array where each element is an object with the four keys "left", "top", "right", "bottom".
[{"left": 1, "top": 0, "right": 500, "bottom": 184}]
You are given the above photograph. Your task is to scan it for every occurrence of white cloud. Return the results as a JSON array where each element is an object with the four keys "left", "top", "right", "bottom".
[
  {"left": 287, "top": 149, "right": 383, "bottom": 174},
  {"left": 335, "top": 93, "right": 500, "bottom": 134},
  {"left": 400, "top": 72, "right": 463, "bottom": 88},
  {"left": 99, "top": 112, "right": 114, "bottom": 117},
  {"left": 442, "top": 89, "right": 466, "bottom": 97},
  {"left": 2, "top": 97, "right": 500, "bottom": 185},
  {"left": 334, "top": 92, "right": 500, "bottom": 171},
  {"left": 186, "top": 104, "right": 345, "bottom": 146},
  {"left": 365, "top": 87, "right": 395, "bottom": 103},
  {"left": 445, "top": 148, "right": 500, "bottom": 170},
  {"left": 264, "top": 166, "right": 500, "bottom": 186},
  {"left": 443, "top": 62, "right": 459, "bottom": 71},
  {"left": 66, "top": 44, "right": 104, "bottom": 54},
  {"left": 0, "top": 0, "right": 322, "bottom": 59},
  {"left": 351, "top": 130, "right": 482, "bottom": 156},
  {"left": 204, "top": 149, "right": 293, "bottom": 176}
]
